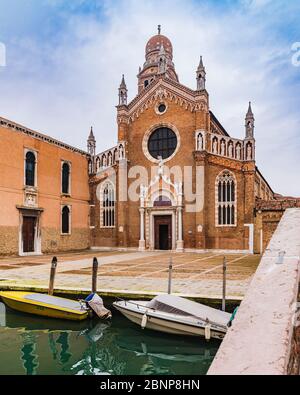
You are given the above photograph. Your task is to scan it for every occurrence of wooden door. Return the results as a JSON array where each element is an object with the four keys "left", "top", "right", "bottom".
[
  {"left": 154, "top": 216, "right": 172, "bottom": 250},
  {"left": 22, "top": 217, "right": 36, "bottom": 253}
]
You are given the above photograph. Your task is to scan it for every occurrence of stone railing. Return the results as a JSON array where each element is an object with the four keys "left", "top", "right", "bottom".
[
  {"left": 195, "top": 130, "right": 255, "bottom": 161},
  {"left": 208, "top": 208, "right": 300, "bottom": 375},
  {"left": 89, "top": 142, "right": 126, "bottom": 174}
]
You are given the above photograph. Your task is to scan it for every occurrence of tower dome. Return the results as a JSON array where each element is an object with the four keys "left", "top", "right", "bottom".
[
  {"left": 137, "top": 26, "right": 178, "bottom": 93},
  {"left": 146, "top": 34, "right": 173, "bottom": 59}
]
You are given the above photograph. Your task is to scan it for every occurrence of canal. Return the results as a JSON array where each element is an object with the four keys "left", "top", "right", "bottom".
[{"left": 0, "top": 302, "right": 220, "bottom": 375}]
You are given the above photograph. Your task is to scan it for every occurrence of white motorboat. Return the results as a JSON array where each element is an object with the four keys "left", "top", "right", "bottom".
[{"left": 113, "top": 294, "right": 232, "bottom": 340}]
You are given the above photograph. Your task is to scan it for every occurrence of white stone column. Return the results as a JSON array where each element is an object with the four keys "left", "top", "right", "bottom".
[
  {"left": 176, "top": 207, "right": 184, "bottom": 252},
  {"left": 139, "top": 208, "right": 146, "bottom": 251}
]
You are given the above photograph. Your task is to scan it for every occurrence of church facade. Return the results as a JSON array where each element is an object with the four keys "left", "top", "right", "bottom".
[
  {"left": 88, "top": 29, "right": 274, "bottom": 254},
  {"left": 1, "top": 28, "right": 296, "bottom": 257}
]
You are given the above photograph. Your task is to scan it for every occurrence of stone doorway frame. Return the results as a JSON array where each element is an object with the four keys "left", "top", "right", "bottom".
[
  {"left": 17, "top": 206, "right": 43, "bottom": 256},
  {"left": 150, "top": 210, "right": 176, "bottom": 251}
]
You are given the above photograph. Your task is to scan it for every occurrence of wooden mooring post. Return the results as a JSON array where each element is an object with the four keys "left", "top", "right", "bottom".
[
  {"left": 222, "top": 256, "right": 227, "bottom": 312},
  {"left": 168, "top": 257, "right": 173, "bottom": 295},
  {"left": 48, "top": 257, "right": 58, "bottom": 296},
  {"left": 92, "top": 257, "right": 99, "bottom": 294}
]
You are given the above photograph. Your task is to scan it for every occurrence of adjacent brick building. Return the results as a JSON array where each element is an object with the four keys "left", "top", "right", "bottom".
[{"left": 0, "top": 117, "right": 90, "bottom": 256}]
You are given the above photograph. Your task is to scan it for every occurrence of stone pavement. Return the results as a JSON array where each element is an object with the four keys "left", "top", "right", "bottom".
[{"left": 0, "top": 250, "right": 261, "bottom": 300}]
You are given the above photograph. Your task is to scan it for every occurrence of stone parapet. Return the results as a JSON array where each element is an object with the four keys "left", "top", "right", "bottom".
[{"left": 208, "top": 208, "right": 300, "bottom": 375}]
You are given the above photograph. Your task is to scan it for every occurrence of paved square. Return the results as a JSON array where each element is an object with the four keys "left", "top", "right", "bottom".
[{"left": 0, "top": 250, "right": 261, "bottom": 299}]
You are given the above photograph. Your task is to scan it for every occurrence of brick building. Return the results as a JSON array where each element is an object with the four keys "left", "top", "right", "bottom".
[
  {"left": 0, "top": 117, "right": 90, "bottom": 256},
  {"left": 89, "top": 29, "right": 277, "bottom": 254},
  {"left": 0, "top": 28, "right": 298, "bottom": 256}
]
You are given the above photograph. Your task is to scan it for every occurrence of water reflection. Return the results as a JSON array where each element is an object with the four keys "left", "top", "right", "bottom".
[{"left": 0, "top": 302, "right": 219, "bottom": 375}]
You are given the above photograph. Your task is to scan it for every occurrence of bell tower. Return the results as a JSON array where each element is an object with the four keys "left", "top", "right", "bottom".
[{"left": 137, "top": 26, "right": 179, "bottom": 93}]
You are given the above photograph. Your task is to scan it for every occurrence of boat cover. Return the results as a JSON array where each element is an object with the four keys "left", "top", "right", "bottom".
[
  {"left": 25, "top": 293, "right": 85, "bottom": 312},
  {"left": 146, "top": 295, "right": 231, "bottom": 327}
]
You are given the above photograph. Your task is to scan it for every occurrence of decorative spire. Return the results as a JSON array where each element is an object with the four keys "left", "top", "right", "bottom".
[
  {"left": 196, "top": 56, "right": 206, "bottom": 90},
  {"left": 246, "top": 101, "right": 253, "bottom": 117},
  {"left": 245, "top": 101, "right": 255, "bottom": 138},
  {"left": 88, "top": 126, "right": 95, "bottom": 141},
  {"left": 118, "top": 74, "right": 128, "bottom": 105},
  {"left": 158, "top": 25, "right": 161, "bottom": 35},
  {"left": 120, "top": 74, "right": 127, "bottom": 89},
  {"left": 159, "top": 44, "right": 166, "bottom": 56},
  {"left": 158, "top": 44, "right": 167, "bottom": 74},
  {"left": 87, "top": 126, "right": 96, "bottom": 159},
  {"left": 198, "top": 56, "right": 204, "bottom": 71}
]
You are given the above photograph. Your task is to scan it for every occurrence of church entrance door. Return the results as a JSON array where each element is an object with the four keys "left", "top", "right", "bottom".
[{"left": 154, "top": 215, "right": 172, "bottom": 250}]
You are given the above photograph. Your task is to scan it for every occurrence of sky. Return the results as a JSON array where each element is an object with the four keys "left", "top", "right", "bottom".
[{"left": 0, "top": 0, "right": 299, "bottom": 196}]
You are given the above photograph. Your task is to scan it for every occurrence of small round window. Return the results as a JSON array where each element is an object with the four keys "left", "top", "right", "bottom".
[
  {"left": 158, "top": 103, "right": 166, "bottom": 113},
  {"left": 148, "top": 127, "right": 177, "bottom": 160}
]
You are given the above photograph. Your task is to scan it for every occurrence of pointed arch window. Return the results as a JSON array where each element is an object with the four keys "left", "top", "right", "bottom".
[
  {"left": 25, "top": 151, "right": 36, "bottom": 187},
  {"left": 62, "top": 206, "right": 70, "bottom": 234},
  {"left": 100, "top": 182, "right": 116, "bottom": 228},
  {"left": 216, "top": 171, "right": 236, "bottom": 226},
  {"left": 62, "top": 162, "right": 71, "bottom": 195}
]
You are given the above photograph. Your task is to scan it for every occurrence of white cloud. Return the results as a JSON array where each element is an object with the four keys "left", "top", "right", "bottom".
[{"left": 0, "top": 0, "right": 299, "bottom": 196}]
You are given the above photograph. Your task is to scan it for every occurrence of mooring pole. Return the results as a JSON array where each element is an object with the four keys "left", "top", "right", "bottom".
[
  {"left": 222, "top": 256, "right": 226, "bottom": 312},
  {"left": 48, "top": 257, "right": 58, "bottom": 296},
  {"left": 92, "top": 257, "right": 99, "bottom": 294},
  {"left": 168, "top": 257, "right": 173, "bottom": 295}
]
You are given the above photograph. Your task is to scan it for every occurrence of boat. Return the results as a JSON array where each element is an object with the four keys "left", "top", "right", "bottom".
[
  {"left": 113, "top": 294, "right": 232, "bottom": 340},
  {"left": 0, "top": 291, "right": 90, "bottom": 321}
]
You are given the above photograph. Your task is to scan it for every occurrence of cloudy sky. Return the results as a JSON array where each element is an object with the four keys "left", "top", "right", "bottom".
[{"left": 0, "top": 0, "right": 299, "bottom": 195}]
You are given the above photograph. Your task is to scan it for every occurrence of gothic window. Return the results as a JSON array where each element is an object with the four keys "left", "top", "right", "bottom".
[
  {"left": 62, "top": 206, "right": 70, "bottom": 234},
  {"left": 216, "top": 171, "right": 236, "bottom": 226},
  {"left": 25, "top": 151, "right": 36, "bottom": 187},
  {"left": 62, "top": 162, "right": 70, "bottom": 194},
  {"left": 148, "top": 127, "right": 177, "bottom": 160},
  {"left": 101, "top": 182, "right": 115, "bottom": 228},
  {"left": 144, "top": 80, "right": 149, "bottom": 88}
]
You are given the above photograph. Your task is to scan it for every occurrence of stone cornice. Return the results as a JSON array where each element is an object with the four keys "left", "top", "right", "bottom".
[{"left": 0, "top": 116, "right": 88, "bottom": 157}]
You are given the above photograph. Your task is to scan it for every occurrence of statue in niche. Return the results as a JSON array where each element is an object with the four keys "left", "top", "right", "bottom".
[
  {"left": 197, "top": 133, "right": 203, "bottom": 151},
  {"left": 228, "top": 143, "right": 233, "bottom": 158},
  {"left": 119, "top": 145, "right": 124, "bottom": 160},
  {"left": 236, "top": 144, "right": 241, "bottom": 160},
  {"left": 247, "top": 144, "right": 252, "bottom": 160},
  {"left": 102, "top": 155, "right": 107, "bottom": 168},
  {"left": 220, "top": 140, "right": 226, "bottom": 156},
  {"left": 108, "top": 153, "right": 112, "bottom": 166},
  {"left": 213, "top": 139, "right": 218, "bottom": 154}
]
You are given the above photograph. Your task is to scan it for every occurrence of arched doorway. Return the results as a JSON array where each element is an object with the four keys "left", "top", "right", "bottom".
[{"left": 154, "top": 215, "right": 172, "bottom": 250}]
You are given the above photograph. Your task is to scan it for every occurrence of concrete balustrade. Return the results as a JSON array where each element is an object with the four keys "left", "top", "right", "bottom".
[{"left": 208, "top": 208, "right": 300, "bottom": 375}]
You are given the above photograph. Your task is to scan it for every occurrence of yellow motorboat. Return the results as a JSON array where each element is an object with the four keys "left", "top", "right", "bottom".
[{"left": 0, "top": 291, "right": 89, "bottom": 321}]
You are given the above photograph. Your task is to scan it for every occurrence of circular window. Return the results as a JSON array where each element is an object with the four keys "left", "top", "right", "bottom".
[
  {"left": 158, "top": 103, "right": 166, "bottom": 113},
  {"left": 148, "top": 127, "right": 177, "bottom": 160}
]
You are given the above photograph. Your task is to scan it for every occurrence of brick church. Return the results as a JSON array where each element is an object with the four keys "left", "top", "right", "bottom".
[{"left": 0, "top": 28, "right": 298, "bottom": 256}]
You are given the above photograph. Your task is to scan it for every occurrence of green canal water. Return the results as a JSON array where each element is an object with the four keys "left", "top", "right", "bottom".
[{"left": 0, "top": 302, "right": 220, "bottom": 375}]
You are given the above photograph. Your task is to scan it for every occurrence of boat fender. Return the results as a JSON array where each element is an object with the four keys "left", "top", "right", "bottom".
[
  {"left": 141, "top": 312, "right": 148, "bottom": 329},
  {"left": 228, "top": 306, "right": 239, "bottom": 328},
  {"left": 205, "top": 323, "right": 211, "bottom": 341}
]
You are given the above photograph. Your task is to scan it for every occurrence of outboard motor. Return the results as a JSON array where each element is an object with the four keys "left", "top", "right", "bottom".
[{"left": 85, "top": 293, "right": 112, "bottom": 320}]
